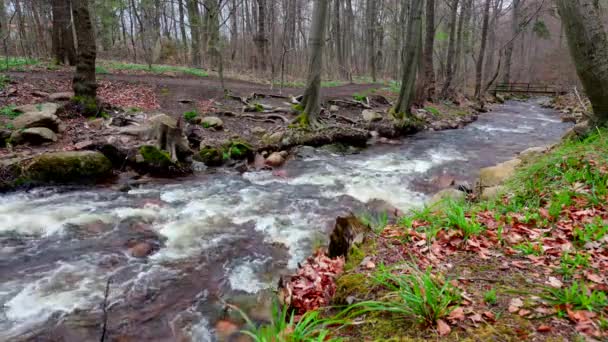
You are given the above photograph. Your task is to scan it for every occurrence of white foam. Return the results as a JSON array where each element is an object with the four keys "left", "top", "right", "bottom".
[{"left": 228, "top": 259, "right": 271, "bottom": 293}]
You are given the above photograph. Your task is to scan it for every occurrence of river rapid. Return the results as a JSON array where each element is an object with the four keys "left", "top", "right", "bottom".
[{"left": 0, "top": 99, "right": 571, "bottom": 341}]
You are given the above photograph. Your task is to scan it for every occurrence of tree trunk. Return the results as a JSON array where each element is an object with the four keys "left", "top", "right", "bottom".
[
  {"left": 255, "top": 0, "right": 268, "bottom": 71},
  {"left": 52, "top": 0, "right": 76, "bottom": 65},
  {"left": 334, "top": 0, "right": 345, "bottom": 78},
  {"left": 392, "top": 0, "right": 423, "bottom": 118},
  {"left": 502, "top": 0, "right": 521, "bottom": 84},
  {"left": 178, "top": 0, "right": 188, "bottom": 64},
  {"left": 72, "top": 0, "right": 97, "bottom": 109},
  {"left": 186, "top": 0, "right": 202, "bottom": 67},
  {"left": 474, "top": 0, "right": 491, "bottom": 100},
  {"left": 557, "top": 0, "right": 608, "bottom": 125},
  {"left": 420, "top": 0, "right": 436, "bottom": 102},
  {"left": 366, "top": 0, "right": 377, "bottom": 82},
  {"left": 296, "top": 0, "right": 329, "bottom": 129},
  {"left": 205, "top": 0, "right": 221, "bottom": 69},
  {"left": 439, "top": 0, "right": 460, "bottom": 99}
]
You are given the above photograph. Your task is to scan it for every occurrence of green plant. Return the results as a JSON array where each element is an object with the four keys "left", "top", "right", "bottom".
[
  {"left": 358, "top": 211, "right": 389, "bottom": 233},
  {"left": 0, "top": 105, "right": 19, "bottom": 119},
  {"left": 484, "top": 288, "right": 497, "bottom": 305},
  {"left": 573, "top": 218, "right": 608, "bottom": 245},
  {"left": 345, "top": 264, "right": 461, "bottom": 325},
  {"left": 444, "top": 200, "right": 483, "bottom": 239},
  {"left": 183, "top": 110, "right": 198, "bottom": 123},
  {"left": 353, "top": 93, "right": 367, "bottom": 102},
  {"left": 235, "top": 300, "right": 345, "bottom": 342},
  {"left": 544, "top": 281, "right": 608, "bottom": 312},
  {"left": 513, "top": 241, "right": 544, "bottom": 256},
  {"left": 95, "top": 65, "right": 110, "bottom": 74},
  {"left": 558, "top": 252, "right": 590, "bottom": 279},
  {"left": 0, "top": 57, "right": 39, "bottom": 72},
  {"left": 424, "top": 106, "right": 441, "bottom": 116},
  {"left": 0, "top": 74, "right": 9, "bottom": 90},
  {"left": 103, "top": 61, "right": 208, "bottom": 77}
]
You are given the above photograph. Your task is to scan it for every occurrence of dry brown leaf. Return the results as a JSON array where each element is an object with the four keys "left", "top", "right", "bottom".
[
  {"left": 537, "top": 325, "right": 552, "bottom": 333},
  {"left": 447, "top": 307, "right": 465, "bottom": 322},
  {"left": 437, "top": 319, "right": 451, "bottom": 336}
]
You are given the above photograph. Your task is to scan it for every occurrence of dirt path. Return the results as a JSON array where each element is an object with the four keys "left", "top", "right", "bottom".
[{"left": 6, "top": 71, "right": 380, "bottom": 116}]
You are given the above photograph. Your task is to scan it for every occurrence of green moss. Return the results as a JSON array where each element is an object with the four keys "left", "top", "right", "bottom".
[
  {"left": 139, "top": 145, "right": 173, "bottom": 166},
  {"left": 183, "top": 110, "right": 198, "bottom": 123},
  {"left": 226, "top": 140, "right": 253, "bottom": 159},
  {"left": 291, "top": 103, "right": 304, "bottom": 113},
  {"left": 424, "top": 106, "right": 441, "bottom": 116},
  {"left": 199, "top": 146, "right": 225, "bottom": 166},
  {"left": 24, "top": 151, "right": 112, "bottom": 184},
  {"left": 334, "top": 273, "right": 373, "bottom": 305},
  {"left": 72, "top": 95, "right": 99, "bottom": 117},
  {"left": 0, "top": 105, "right": 19, "bottom": 119}
]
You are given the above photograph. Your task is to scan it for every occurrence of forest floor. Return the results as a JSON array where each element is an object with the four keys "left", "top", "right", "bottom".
[{"left": 261, "top": 130, "right": 608, "bottom": 342}]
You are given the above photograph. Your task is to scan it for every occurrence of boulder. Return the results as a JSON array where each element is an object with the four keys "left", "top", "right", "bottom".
[
  {"left": 48, "top": 92, "right": 74, "bottom": 101},
  {"left": 560, "top": 113, "right": 577, "bottom": 123},
  {"left": 481, "top": 185, "right": 506, "bottom": 200},
  {"left": 129, "top": 242, "right": 154, "bottom": 258},
  {"left": 479, "top": 158, "right": 521, "bottom": 188},
  {"left": 362, "top": 110, "right": 383, "bottom": 122},
  {"left": 329, "top": 105, "right": 340, "bottom": 113},
  {"left": 251, "top": 126, "right": 266, "bottom": 135},
  {"left": 495, "top": 94, "right": 506, "bottom": 104},
  {"left": 14, "top": 102, "right": 59, "bottom": 115},
  {"left": 15, "top": 127, "right": 58, "bottom": 145},
  {"left": 429, "top": 188, "right": 467, "bottom": 205},
  {"left": 265, "top": 152, "right": 286, "bottom": 167},
  {"left": 519, "top": 146, "right": 549, "bottom": 162},
  {"left": 13, "top": 111, "right": 62, "bottom": 132},
  {"left": 22, "top": 151, "right": 113, "bottom": 184},
  {"left": 201, "top": 116, "right": 224, "bottom": 129}
]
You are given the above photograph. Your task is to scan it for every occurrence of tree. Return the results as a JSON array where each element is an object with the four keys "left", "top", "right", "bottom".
[
  {"left": 502, "top": 0, "right": 522, "bottom": 84},
  {"left": 51, "top": 0, "right": 76, "bottom": 65},
  {"left": 254, "top": 0, "right": 268, "bottom": 72},
  {"left": 366, "top": 0, "right": 377, "bottom": 82},
  {"left": 474, "top": 0, "right": 491, "bottom": 100},
  {"left": 392, "top": 0, "right": 423, "bottom": 118},
  {"left": 557, "top": 0, "right": 608, "bottom": 126},
  {"left": 72, "top": 0, "right": 97, "bottom": 109},
  {"left": 295, "top": 0, "right": 329, "bottom": 129},
  {"left": 440, "top": 0, "right": 460, "bottom": 99},
  {"left": 187, "top": 0, "right": 202, "bottom": 67},
  {"left": 419, "top": 0, "right": 436, "bottom": 102}
]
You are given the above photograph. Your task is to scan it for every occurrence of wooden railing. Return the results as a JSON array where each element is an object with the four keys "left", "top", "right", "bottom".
[{"left": 492, "top": 83, "right": 567, "bottom": 96}]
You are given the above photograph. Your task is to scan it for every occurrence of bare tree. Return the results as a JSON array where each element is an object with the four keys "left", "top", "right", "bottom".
[
  {"left": 295, "top": 0, "right": 329, "bottom": 129},
  {"left": 440, "top": 0, "right": 460, "bottom": 99},
  {"left": 392, "top": 0, "right": 423, "bottom": 119},
  {"left": 420, "top": 0, "right": 436, "bottom": 102},
  {"left": 474, "top": 0, "right": 491, "bottom": 100},
  {"left": 51, "top": 0, "right": 76, "bottom": 65}
]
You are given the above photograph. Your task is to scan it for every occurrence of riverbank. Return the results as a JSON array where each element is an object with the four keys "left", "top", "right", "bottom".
[
  {"left": 259, "top": 129, "right": 608, "bottom": 341},
  {"left": 0, "top": 72, "right": 480, "bottom": 192}
]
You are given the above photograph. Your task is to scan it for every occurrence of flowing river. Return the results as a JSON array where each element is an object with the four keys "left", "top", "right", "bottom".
[{"left": 0, "top": 99, "right": 571, "bottom": 341}]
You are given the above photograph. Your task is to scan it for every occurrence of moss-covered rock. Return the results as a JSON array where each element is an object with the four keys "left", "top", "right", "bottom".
[
  {"left": 23, "top": 151, "right": 113, "bottom": 185},
  {"left": 139, "top": 145, "right": 173, "bottom": 167},
  {"left": 225, "top": 140, "right": 253, "bottom": 159},
  {"left": 198, "top": 146, "right": 225, "bottom": 166},
  {"left": 135, "top": 145, "right": 191, "bottom": 176}
]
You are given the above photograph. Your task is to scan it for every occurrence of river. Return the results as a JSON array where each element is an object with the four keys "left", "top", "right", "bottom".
[{"left": 0, "top": 99, "right": 571, "bottom": 341}]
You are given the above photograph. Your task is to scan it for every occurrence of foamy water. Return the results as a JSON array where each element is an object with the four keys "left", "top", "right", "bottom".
[{"left": 0, "top": 99, "right": 571, "bottom": 341}]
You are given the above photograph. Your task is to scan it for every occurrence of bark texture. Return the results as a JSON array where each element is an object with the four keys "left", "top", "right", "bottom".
[
  {"left": 557, "top": 0, "right": 608, "bottom": 125},
  {"left": 393, "top": 0, "right": 423, "bottom": 118},
  {"left": 72, "top": 0, "right": 97, "bottom": 103},
  {"left": 51, "top": 0, "right": 76, "bottom": 65},
  {"left": 475, "top": 0, "right": 491, "bottom": 100}
]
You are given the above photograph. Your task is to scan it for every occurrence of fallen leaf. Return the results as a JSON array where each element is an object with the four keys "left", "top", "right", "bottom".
[
  {"left": 518, "top": 309, "right": 532, "bottom": 316},
  {"left": 447, "top": 307, "right": 465, "bottom": 322},
  {"left": 508, "top": 298, "right": 524, "bottom": 313},
  {"left": 482, "top": 311, "right": 496, "bottom": 322},
  {"left": 469, "top": 313, "right": 483, "bottom": 323},
  {"left": 547, "top": 276, "right": 563, "bottom": 288},
  {"left": 437, "top": 319, "right": 451, "bottom": 336},
  {"left": 585, "top": 272, "right": 604, "bottom": 284},
  {"left": 537, "top": 325, "right": 552, "bottom": 333}
]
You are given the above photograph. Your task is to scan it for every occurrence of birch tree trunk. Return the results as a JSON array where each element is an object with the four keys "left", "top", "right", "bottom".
[
  {"left": 296, "top": 0, "right": 329, "bottom": 129},
  {"left": 392, "top": 0, "right": 423, "bottom": 119},
  {"left": 557, "top": 0, "right": 608, "bottom": 125}
]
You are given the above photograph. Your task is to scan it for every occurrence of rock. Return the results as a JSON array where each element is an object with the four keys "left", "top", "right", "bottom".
[
  {"left": 432, "top": 175, "right": 456, "bottom": 189},
  {"left": 22, "top": 151, "right": 113, "bottom": 185},
  {"left": 362, "top": 109, "right": 383, "bottom": 122},
  {"left": 560, "top": 113, "right": 577, "bottom": 123},
  {"left": 429, "top": 189, "right": 466, "bottom": 205},
  {"left": 0, "top": 129, "right": 11, "bottom": 147},
  {"left": 519, "top": 146, "right": 549, "bottom": 162},
  {"left": 32, "top": 90, "right": 50, "bottom": 98},
  {"left": 201, "top": 116, "right": 223, "bottom": 129},
  {"left": 129, "top": 242, "right": 153, "bottom": 258},
  {"left": 12, "top": 111, "right": 62, "bottom": 132},
  {"left": 455, "top": 180, "right": 473, "bottom": 194},
  {"left": 479, "top": 158, "right": 522, "bottom": 188},
  {"left": 329, "top": 105, "right": 340, "bottom": 113},
  {"left": 48, "top": 92, "right": 74, "bottom": 101},
  {"left": 481, "top": 185, "right": 506, "bottom": 200},
  {"left": 199, "top": 145, "right": 225, "bottom": 166},
  {"left": 87, "top": 118, "right": 105, "bottom": 130},
  {"left": 265, "top": 152, "right": 286, "bottom": 167},
  {"left": 573, "top": 120, "right": 591, "bottom": 136},
  {"left": 74, "top": 140, "right": 95, "bottom": 150},
  {"left": 263, "top": 131, "right": 285, "bottom": 145},
  {"left": 328, "top": 215, "right": 371, "bottom": 259},
  {"left": 136, "top": 145, "right": 188, "bottom": 176},
  {"left": 495, "top": 94, "right": 506, "bottom": 104},
  {"left": 16, "top": 127, "right": 57, "bottom": 145},
  {"left": 251, "top": 126, "right": 266, "bottom": 135},
  {"left": 14, "top": 102, "right": 59, "bottom": 115}
]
